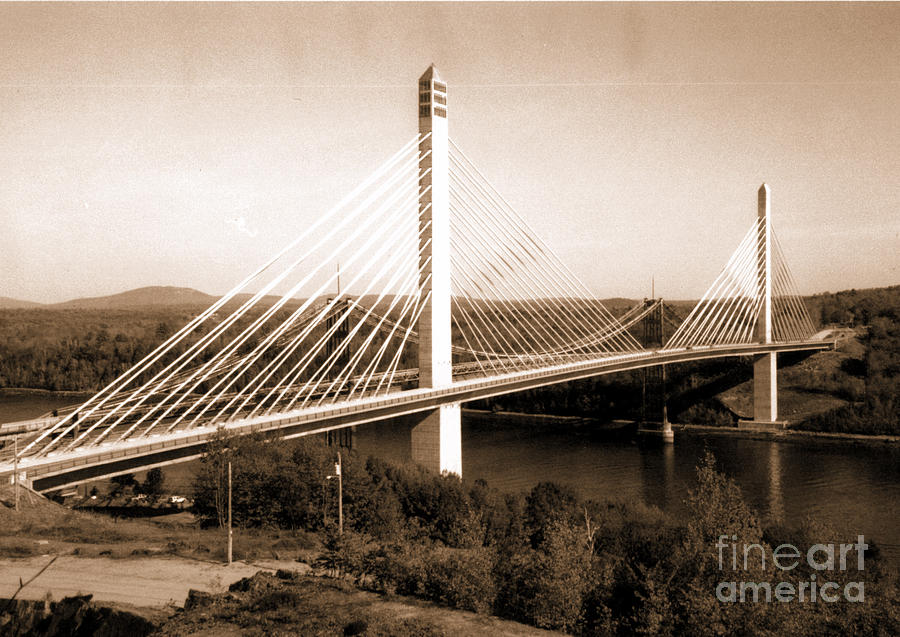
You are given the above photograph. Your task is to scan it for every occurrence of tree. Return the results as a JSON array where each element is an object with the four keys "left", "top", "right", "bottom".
[
  {"left": 193, "top": 428, "right": 236, "bottom": 527},
  {"left": 525, "top": 481, "right": 578, "bottom": 548},
  {"left": 529, "top": 520, "right": 593, "bottom": 631},
  {"left": 110, "top": 473, "right": 136, "bottom": 495},
  {"left": 657, "top": 451, "right": 770, "bottom": 636},
  {"left": 142, "top": 468, "right": 165, "bottom": 496}
]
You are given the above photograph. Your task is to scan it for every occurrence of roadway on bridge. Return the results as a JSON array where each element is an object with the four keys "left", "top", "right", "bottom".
[{"left": 1, "top": 338, "right": 832, "bottom": 492}]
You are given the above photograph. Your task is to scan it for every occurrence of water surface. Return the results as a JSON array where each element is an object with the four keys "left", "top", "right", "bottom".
[{"left": 356, "top": 413, "right": 900, "bottom": 565}]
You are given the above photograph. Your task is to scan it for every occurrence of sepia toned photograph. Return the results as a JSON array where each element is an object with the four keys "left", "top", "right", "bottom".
[{"left": 1, "top": 2, "right": 898, "bottom": 635}]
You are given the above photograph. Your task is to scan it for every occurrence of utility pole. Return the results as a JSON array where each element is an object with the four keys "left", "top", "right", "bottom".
[
  {"left": 322, "top": 479, "right": 328, "bottom": 528},
  {"left": 337, "top": 451, "right": 343, "bottom": 536},
  {"left": 227, "top": 460, "right": 233, "bottom": 565},
  {"left": 14, "top": 435, "right": 19, "bottom": 513},
  {"left": 326, "top": 451, "right": 343, "bottom": 536}
]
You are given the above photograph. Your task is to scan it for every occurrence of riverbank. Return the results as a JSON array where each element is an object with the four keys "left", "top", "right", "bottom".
[
  {"left": 463, "top": 408, "right": 622, "bottom": 431},
  {"left": 3, "top": 429, "right": 898, "bottom": 635},
  {"left": 674, "top": 423, "right": 900, "bottom": 446},
  {"left": 464, "top": 407, "right": 899, "bottom": 446}
]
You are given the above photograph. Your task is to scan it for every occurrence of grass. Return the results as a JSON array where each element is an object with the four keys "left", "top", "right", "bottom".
[{"left": 0, "top": 489, "right": 320, "bottom": 562}]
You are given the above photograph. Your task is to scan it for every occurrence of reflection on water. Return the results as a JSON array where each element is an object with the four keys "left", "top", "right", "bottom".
[
  {"left": 768, "top": 443, "right": 784, "bottom": 522},
  {"left": 355, "top": 413, "right": 900, "bottom": 565}
]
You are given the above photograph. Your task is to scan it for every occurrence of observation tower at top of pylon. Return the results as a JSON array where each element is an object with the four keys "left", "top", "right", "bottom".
[{"left": 416, "top": 65, "right": 452, "bottom": 389}]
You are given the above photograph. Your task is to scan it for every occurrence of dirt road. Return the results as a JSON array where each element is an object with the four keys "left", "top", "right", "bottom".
[{"left": 0, "top": 555, "right": 300, "bottom": 607}]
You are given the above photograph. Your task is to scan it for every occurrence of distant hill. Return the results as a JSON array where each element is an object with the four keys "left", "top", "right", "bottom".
[
  {"left": 1, "top": 287, "right": 323, "bottom": 311},
  {"left": 7, "top": 284, "right": 896, "bottom": 316},
  {"left": 48, "top": 286, "right": 219, "bottom": 309},
  {"left": 0, "top": 296, "right": 44, "bottom": 309}
]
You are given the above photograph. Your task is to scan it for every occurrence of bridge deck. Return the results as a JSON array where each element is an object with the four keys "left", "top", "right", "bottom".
[{"left": 0, "top": 339, "right": 833, "bottom": 492}]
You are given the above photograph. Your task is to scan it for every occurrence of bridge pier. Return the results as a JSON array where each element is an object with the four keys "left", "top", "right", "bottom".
[
  {"left": 742, "top": 351, "right": 784, "bottom": 429},
  {"left": 411, "top": 404, "right": 462, "bottom": 476},
  {"left": 752, "top": 352, "right": 778, "bottom": 422},
  {"left": 638, "top": 419, "right": 674, "bottom": 443}
]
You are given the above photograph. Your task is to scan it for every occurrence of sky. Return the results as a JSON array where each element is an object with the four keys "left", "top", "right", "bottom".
[{"left": 1, "top": 2, "right": 898, "bottom": 304}]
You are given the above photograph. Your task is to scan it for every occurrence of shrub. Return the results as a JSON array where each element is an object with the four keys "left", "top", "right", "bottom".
[
  {"left": 366, "top": 542, "right": 429, "bottom": 597},
  {"left": 423, "top": 547, "right": 496, "bottom": 614}
]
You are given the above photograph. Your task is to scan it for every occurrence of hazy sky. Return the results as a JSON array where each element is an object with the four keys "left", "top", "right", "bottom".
[{"left": 2, "top": 2, "right": 898, "bottom": 303}]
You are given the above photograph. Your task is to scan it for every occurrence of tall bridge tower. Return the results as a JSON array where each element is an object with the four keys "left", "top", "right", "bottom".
[{"left": 411, "top": 65, "right": 462, "bottom": 475}]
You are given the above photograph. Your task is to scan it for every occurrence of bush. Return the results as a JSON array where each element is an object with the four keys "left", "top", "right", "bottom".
[
  {"left": 319, "top": 528, "right": 370, "bottom": 579},
  {"left": 366, "top": 542, "right": 429, "bottom": 597},
  {"left": 253, "top": 589, "right": 303, "bottom": 611},
  {"left": 423, "top": 547, "right": 496, "bottom": 614},
  {"left": 677, "top": 401, "right": 735, "bottom": 426}
]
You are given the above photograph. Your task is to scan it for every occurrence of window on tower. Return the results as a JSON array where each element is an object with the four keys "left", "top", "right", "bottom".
[
  {"left": 434, "top": 81, "right": 447, "bottom": 93},
  {"left": 419, "top": 105, "right": 430, "bottom": 117},
  {"left": 419, "top": 80, "right": 430, "bottom": 90},
  {"left": 419, "top": 92, "right": 430, "bottom": 103},
  {"left": 434, "top": 106, "right": 447, "bottom": 118},
  {"left": 433, "top": 94, "right": 447, "bottom": 106}
]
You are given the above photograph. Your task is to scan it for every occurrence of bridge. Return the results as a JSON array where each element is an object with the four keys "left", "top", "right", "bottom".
[{"left": 0, "top": 66, "right": 832, "bottom": 492}]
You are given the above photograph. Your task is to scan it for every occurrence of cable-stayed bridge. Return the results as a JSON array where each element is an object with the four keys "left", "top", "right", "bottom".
[{"left": 0, "top": 66, "right": 833, "bottom": 492}]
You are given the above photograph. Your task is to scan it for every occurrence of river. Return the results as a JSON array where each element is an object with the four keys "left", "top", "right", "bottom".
[
  {"left": 354, "top": 412, "right": 900, "bottom": 566},
  {"left": 3, "top": 394, "right": 898, "bottom": 565}
]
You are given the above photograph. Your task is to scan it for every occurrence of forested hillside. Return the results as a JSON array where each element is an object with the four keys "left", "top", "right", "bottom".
[
  {"left": 0, "top": 307, "right": 204, "bottom": 391},
  {"left": 0, "top": 286, "right": 897, "bottom": 433},
  {"left": 797, "top": 285, "right": 900, "bottom": 434}
]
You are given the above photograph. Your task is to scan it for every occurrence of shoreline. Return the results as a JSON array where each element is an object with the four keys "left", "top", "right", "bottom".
[
  {"left": 673, "top": 423, "right": 900, "bottom": 446},
  {"left": 0, "top": 387, "right": 95, "bottom": 399},
  {"left": 463, "top": 407, "right": 603, "bottom": 427},
  {"left": 462, "top": 408, "right": 898, "bottom": 446}
]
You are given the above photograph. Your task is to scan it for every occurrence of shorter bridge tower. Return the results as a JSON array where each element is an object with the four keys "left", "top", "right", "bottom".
[{"left": 744, "top": 183, "right": 782, "bottom": 428}]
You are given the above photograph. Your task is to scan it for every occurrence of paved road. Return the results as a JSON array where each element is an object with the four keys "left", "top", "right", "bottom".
[{"left": 0, "top": 555, "right": 300, "bottom": 607}]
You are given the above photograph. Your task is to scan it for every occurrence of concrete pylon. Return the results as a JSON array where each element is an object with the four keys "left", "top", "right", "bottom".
[
  {"left": 752, "top": 183, "right": 779, "bottom": 424},
  {"left": 411, "top": 65, "right": 462, "bottom": 476}
]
